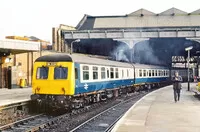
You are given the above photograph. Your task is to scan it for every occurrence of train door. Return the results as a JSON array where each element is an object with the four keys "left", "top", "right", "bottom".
[{"left": 75, "top": 63, "right": 80, "bottom": 94}]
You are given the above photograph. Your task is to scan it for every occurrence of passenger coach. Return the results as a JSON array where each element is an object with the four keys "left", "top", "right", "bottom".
[{"left": 31, "top": 53, "right": 169, "bottom": 108}]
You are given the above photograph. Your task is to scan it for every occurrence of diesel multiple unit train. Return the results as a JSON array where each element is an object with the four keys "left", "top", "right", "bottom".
[{"left": 31, "top": 53, "right": 172, "bottom": 109}]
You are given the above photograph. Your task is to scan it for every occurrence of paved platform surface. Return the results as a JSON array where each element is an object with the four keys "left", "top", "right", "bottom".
[
  {"left": 112, "top": 83, "right": 200, "bottom": 132},
  {"left": 0, "top": 87, "right": 32, "bottom": 106}
]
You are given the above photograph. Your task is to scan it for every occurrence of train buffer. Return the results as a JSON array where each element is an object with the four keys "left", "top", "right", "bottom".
[{"left": 111, "top": 83, "right": 200, "bottom": 132}]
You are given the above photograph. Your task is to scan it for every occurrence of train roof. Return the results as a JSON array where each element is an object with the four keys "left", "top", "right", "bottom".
[{"left": 35, "top": 53, "right": 166, "bottom": 69}]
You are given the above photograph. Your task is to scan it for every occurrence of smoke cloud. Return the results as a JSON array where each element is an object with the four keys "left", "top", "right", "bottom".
[
  {"left": 133, "top": 40, "right": 165, "bottom": 65},
  {"left": 110, "top": 41, "right": 130, "bottom": 62}
]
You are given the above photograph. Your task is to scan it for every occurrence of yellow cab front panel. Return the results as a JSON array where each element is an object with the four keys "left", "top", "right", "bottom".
[{"left": 32, "top": 62, "right": 75, "bottom": 95}]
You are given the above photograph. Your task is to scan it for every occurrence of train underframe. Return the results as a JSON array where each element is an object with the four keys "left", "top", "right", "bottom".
[{"left": 31, "top": 81, "right": 170, "bottom": 111}]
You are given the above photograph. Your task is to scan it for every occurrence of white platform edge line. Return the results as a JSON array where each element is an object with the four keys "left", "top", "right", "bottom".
[
  {"left": 0, "top": 99, "right": 31, "bottom": 107},
  {"left": 111, "top": 85, "right": 171, "bottom": 132}
]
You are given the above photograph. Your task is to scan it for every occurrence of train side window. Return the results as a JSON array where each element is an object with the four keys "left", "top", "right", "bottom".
[
  {"left": 139, "top": 69, "right": 142, "bottom": 77},
  {"left": 127, "top": 69, "right": 129, "bottom": 78},
  {"left": 54, "top": 66, "right": 68, "bottom": 79},
  {"left": 149, "top": 70, "right": 151, "bottom": 77},
  {"left": 122, "top": 69, "right": 124, "bottom": 78},
  {"left": 75, "top": 68, "right": 78, "bottom": 79},
  {"left": 101, "top": 67, "right": 106, "bottom": 79},
  {"left": 143, "top": 70, "right": 146, "bottom": 77},
  {"left": 93, "top": 66, "right": 98, "bottom": 80},
  {"left": 36, "top": 67, "right": 49, "bottom": 79},
  {"left": 107, "top": 68, "right": 110, "bottom": 78},
  {"left": 155, "top": 70, "right": 157, "bottom": 76},
  {"left": 110, "top": 68, "right": 114, "bottom": 79},
  {"left": 152, "top": 70, "right": 154, "bottom": 76},
  {"left": 167, "top": 70, "right": 169, "bottom": 76},
  {"left": 83, "top": 66, "right": 89, "bottom": 80},
  {"left": 115, "top": 68, "right": 119, "bottom": 78},
  {"left": 159, "top": 70, "right": 161, "bottom": 76}
]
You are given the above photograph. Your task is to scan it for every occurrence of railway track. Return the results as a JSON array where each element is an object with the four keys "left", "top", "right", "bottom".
[
  {"left": 0, "top": 100, "right": 108, "bottom": 132},
  {"left": 0, "top": 87, "right": 162, "bottom": 132},
  {"left": 69, "top": 92, "right": 146, "bottom": 132},
  {"left": 0, "top": 100, "right": 36, "bottom": 128},
  {"left": 0, "top": 114, "right": 46, "bottom": 132}
]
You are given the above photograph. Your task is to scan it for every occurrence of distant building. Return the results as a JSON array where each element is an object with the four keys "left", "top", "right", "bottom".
[
  {"left": 5, "top": 36, "right": 51, "bottom": 50},
  {"left": 52, "top": 24, "right": 76, "bottom": 52}
]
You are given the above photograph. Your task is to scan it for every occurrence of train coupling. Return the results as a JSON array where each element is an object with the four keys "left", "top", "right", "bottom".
[{"left": 31, "top": 94, "right": 40, "bottom": 100}]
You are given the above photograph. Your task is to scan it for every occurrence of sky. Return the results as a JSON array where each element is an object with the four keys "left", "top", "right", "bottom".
[{"left": 0, "top": 0, "right": 200, "bottom": 42}]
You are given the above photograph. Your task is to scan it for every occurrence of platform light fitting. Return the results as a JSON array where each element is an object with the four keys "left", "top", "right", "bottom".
[
  {"left": 185, "top": 46, "right": 193, "bottom": 51},
  {"left": 70, "top": 39, "right": 81, "bottom": 54}
]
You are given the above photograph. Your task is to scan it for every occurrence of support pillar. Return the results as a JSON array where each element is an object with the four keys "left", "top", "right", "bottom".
[
  {"left": 0, "top": 61, "right": 2, "bottom": 88},
  {"left": 27, "top": 52, "right": 29, "bottom": 86},
  {"left": 65, "top": 41, "right": 70, "bottom": 53},
  {"left": 13, "top": 54, "right": 16, "bottom": 66},
  {"left": 58, "top": 30, "right": 62, "bottom": 52},
  {"left": 31, "top": 52, "right": 33, "bottom": 85}
]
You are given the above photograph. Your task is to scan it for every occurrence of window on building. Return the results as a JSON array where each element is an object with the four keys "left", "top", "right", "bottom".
[
  {"left": 110, "top": 68, "right": 114, "bottom": 79},
  {"left": 101, "top": 67, "right": 106, "bottom": 79},
  {"left": 139, "top": 69, "right": 142, "bottom": 77},
  {"left": 37, "top": 66, "right": 49, "bottom": 79},
  {"left": 93, "top": 66, "right": 98, "bottom": 80},
  {"left": 115, "top": 68, "right": 119, "bottom": 78},
  {"left": 54, "top": 66, "right": 68, "bottom": 79},
  {"left": 143, "top": 70, "right": 146, "bottom": 77},
  {"left": 149, "top": 70, "right": 152, "bottom": 77},
  {"left": 83, "top": 66, "right": 89, "bottom": 80}
]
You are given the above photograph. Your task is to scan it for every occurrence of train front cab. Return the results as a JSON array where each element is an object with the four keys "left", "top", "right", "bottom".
[{"left": 32, "top": 61, "right": 75, "bottom": 97}]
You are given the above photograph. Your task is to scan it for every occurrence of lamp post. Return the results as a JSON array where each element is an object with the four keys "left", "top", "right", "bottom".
[
  {"left": 70, "top": 39, "right": 80, "bottom": 54},
  {"left": 185, "top": 46, "right": 193, "bottom": 91}
]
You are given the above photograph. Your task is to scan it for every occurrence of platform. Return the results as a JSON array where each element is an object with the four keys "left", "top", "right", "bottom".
[
  {"left": 112, "top": 83, "right": 200, "bottom": 132},
  {"left": 0, "top": 87, "right": 32, "bottom": 107}
]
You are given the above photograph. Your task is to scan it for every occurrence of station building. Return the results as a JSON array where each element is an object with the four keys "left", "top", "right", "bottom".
[{"left": 0, "top": 36, "right": 53, "bottom": 89}]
